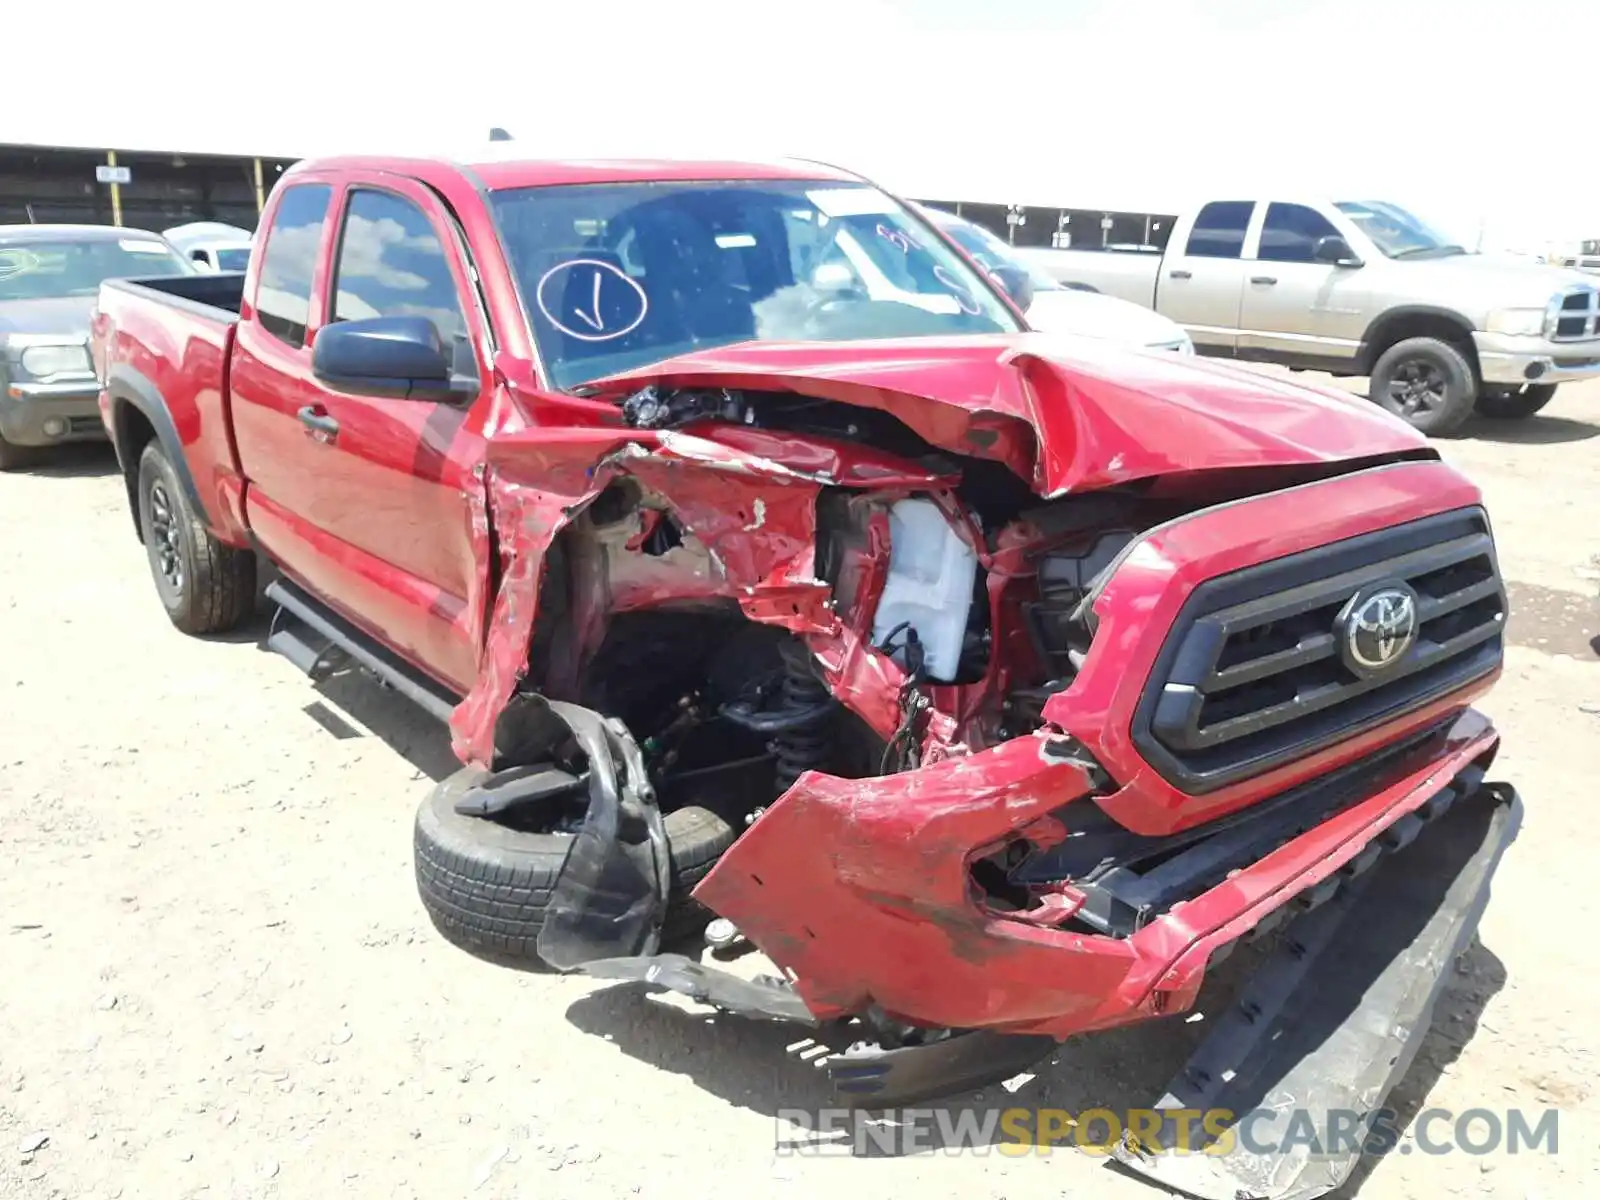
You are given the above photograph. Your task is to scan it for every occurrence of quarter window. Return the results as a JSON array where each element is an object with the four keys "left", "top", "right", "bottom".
[
  {"left": 255, "top": 183, "right": 332, "bottom": 348},
  {"left": 1258, "top": 203, "right": 1342, "bottom": 263},
  {"left": 1184, "top": 201, "right": 1254, "bottom": 259}
]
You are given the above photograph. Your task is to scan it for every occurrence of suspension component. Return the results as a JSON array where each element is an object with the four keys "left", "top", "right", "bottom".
[{"left": 771, "top": 640, "right": 836, "bottom": 793}]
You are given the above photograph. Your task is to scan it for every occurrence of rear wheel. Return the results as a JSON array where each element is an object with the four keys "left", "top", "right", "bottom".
[
  {"left": 136, "top": 441, "right": 256, "bottom": 634},
  {"left": 1368, "top": 337, "right": 1477, "bottom": 437},
  {"left": 1475, "top": 383, "right": 1557, "bottom": 420}
]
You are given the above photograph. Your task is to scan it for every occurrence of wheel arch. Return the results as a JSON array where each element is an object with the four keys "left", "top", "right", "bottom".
[
  {"left": 1358, "top": 306, "right": 1480, "bottom": 377},
  {"left": 104, "top": 365, "right": 213, "bottom": 541}
]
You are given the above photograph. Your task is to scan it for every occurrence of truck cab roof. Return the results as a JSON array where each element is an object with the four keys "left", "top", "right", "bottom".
[{"left": 283, "top": 151, "right": 862, "bottom": 192}]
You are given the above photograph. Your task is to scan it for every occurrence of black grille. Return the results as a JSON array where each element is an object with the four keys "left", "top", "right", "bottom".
[
  {"left": 1553, "top": 287, "right": 1599, "bottom": 340},
  {"left": 1132, "top": 508, "right": 1505, "bottom": 794}
]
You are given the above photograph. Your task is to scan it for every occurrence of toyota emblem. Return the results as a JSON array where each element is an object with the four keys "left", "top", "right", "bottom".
[{"left": 1338, "top": 584, "right": 1420, "bottom": 676}]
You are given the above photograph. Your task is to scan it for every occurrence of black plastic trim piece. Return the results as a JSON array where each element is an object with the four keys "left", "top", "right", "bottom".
[
  {"left": 104, "top": 362, "right": 215, "bottom": 537},
  {"left": 265, "top": 578, "right": 460, "bottom": 722}
]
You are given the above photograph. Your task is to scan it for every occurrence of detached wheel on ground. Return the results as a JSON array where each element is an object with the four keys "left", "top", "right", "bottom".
[
  {"left": 135, "top": 441, "right": 256, "bottom": 634},
  {"left": 1368, "top": 337, "right": 1478, "bottom": 437},
  {"left": 1475, "top": 383, "right": 1558, "bottom": 421},
  {"left": 414, "top": 770, "right": 739, "bottom": 967}
]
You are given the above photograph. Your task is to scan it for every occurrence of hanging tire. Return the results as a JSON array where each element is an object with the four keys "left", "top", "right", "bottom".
[
  {"left": 1475, "top": 383, "right": 1557, "bottom": 420},
  {"left": 136, "top": 441, "right": 257, "bottom": 634},
  {"left": 1368, "top": 337, "right": 1478, "bottom": 437},
  {"left": 413, "top": 768, "right": 739, "bottom": 967}
]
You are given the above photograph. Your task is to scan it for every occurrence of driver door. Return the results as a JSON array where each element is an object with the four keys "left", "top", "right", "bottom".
[{"left": 234, "top": 175, "right": 494, "bottom": 692}]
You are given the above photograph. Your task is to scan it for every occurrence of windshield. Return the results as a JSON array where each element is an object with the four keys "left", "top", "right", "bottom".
[
  {"left": 215, "top": 247, "right": 251, "bottom": 271},
  {"left": 0, "top": 237, "right": 192, "bottom": 301},
  {"left": 489, "top": 180, "right": 1021, "bottom": 390},
  {"left": 926, "top": 212, "right": 1062, "bottom": 292},
  {"left": 1334, "top": 201, "right": 1465, "bottom": 260}
]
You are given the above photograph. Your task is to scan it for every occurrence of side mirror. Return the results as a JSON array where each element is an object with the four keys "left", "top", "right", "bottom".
[
  {"left": 1313, "top": 235, "right": 1363, "bottom": 268},
  {"left": 311, "top": 315, "right": 473, "bottom": 401},
  {"left": 987, "top": 261, "right": 1035, "bottom": 312}
]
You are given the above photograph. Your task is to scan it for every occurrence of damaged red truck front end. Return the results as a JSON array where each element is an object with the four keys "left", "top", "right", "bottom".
[
  {"left": 449, "top": 333, "right": 1517, "bottom": 1191},
  {"left": 469, "top": 336, "right": 1518, "bottom": 1200}
]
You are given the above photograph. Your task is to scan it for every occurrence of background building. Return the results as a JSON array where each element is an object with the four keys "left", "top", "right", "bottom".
[{"left": 0, "top": 143, "right": 296, "bottom": 231}]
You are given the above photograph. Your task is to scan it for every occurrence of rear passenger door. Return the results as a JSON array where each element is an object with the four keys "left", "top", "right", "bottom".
[
  {"left": 1157, "top": 201, "right": 1256, "bottom": 351},
  {"left": 1237, "top": 201, "right": 1369, "bottom": 366}
]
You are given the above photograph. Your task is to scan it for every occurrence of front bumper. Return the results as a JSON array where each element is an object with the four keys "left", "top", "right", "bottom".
[
  {"left": 1472, "top": 330, "right": 1600, "bottom": 386},
  {"left": 1, "top": 378, "right": 107, "bottom": 447},
  {"left": 691, "top": 709, "right": 1506, "bottom": 1041}
]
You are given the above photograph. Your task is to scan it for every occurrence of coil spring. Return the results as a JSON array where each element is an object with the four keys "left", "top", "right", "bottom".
[{"left": 773, "top": 649, "right": 834, "bottom": 793}]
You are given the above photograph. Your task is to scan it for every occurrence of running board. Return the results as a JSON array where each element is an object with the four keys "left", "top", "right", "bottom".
[
  {"left": 1112, "top": 781, "right": 1522, "bottom": 1200},
  {"left": 263, "top": 579, "right": 460, "bottom": 723}
]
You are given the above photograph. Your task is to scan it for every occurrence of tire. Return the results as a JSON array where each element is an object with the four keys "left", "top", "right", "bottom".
[
  {"left": 414, "top": 770, "right": 739, "bottom": 966},
  {"left": 135, "top": 441, "right": 256, "bottom": 634},
  {"left": 0, "top": 433, "right": 38, "bottom": 472},
  {"left": 1368, "top": 337, "right": 1477, "bottom": 437},
  {"left": 1475, "top": 383, "right": 1557, "bottom": 421}
]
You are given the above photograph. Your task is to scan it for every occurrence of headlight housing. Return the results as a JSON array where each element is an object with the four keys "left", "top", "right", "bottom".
[
  {"left": 19, "top": 343, "right": 93, "bottom": 378},
  {"left": 1484, "top": 307, "right": 1546, "bottom": 338}
]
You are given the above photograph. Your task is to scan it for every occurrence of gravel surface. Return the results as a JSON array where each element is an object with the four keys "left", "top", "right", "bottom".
[{"left": 2, "top": 379, "right": 1597, "bottom": 1200}]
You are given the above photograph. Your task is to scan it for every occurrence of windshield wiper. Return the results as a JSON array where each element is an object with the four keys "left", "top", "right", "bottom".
[{"left": 1391, "top": 244, "right": 1467, "bottom": 260}]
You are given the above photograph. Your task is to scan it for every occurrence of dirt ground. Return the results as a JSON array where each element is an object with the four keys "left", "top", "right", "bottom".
[{"left": 2, "top": 376, "right": 1597, "bottom": 1200}]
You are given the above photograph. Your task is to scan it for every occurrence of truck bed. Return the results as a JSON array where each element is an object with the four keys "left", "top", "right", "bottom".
[
  {"left": 1015, "top": 246, "right": 1161, "bottom": 307},
  {"left": 106, "top": 271, "right": 247, "bottom": 320},
  {"left": 92, "top": 271, "right": 249, "bottom": 544}
]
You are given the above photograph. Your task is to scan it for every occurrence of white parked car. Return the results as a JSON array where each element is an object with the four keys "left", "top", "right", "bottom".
[
  {"left": 913, "top": 204, "right": 1194, "bottom": 354},
  {"left": 162, "top": 222, "right": 254, "bottom": 273}
]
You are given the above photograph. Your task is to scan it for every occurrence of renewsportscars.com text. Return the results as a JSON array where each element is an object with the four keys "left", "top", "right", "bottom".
[{"left": 775, "top": 1106, "right": 1560, "bottom": 1158}]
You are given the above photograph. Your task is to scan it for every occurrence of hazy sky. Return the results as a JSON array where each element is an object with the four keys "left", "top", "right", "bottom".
[{"left": 7, "top": 0, "right": 1595, "bottom": 248}]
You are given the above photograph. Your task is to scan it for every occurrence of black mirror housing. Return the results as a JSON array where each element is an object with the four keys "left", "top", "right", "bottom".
[
  {"left": 311, "top": 315, "right": 471, "bottom": 400},
  {"left": 1313, "top": 235, "right": 1363, "bottom": 268}
]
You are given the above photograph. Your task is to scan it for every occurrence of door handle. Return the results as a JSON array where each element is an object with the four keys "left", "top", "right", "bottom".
[
  {"left": 1169, "top": 269, "right": 1192, "bottom": 280},
  {"left": 297, "top": 405, "right": 340, "bottom": 442},
  {"left": 1250, "top": 275, "right": 1278, "bottom": 286}
]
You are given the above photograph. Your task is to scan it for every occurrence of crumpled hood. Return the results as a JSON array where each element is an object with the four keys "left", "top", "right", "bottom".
[{"left": 587, "top": 333, "right": 1430, "bottom": 496}]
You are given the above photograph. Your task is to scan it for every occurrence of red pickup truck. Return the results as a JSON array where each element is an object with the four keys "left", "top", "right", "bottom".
[{"left": 93, "top": 151, "right": 1520, "bottom": 1198}]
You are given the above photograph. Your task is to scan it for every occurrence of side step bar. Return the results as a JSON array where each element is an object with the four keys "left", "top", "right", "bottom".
[
  {"left": 263, "top": 579, "right": 460, "bottom": 723},
  {"left": 1112, "top": 781, "right": 1522, "bottom": 1200}
]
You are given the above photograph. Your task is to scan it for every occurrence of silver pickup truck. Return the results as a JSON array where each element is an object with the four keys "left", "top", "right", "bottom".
[{"left": 1020, "top": 197, "right": 1600, "bottom": 435}]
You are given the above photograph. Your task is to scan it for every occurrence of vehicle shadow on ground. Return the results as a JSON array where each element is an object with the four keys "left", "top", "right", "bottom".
[
  {"left": 1460, "top": 414, "right": 1600, "bottom": 445},
  {"left": 20, "top": 442, "right": 121, "bottom": 477},
  {"left": 565, "top": 933, "right": 1505, "bottom": 1192},
  {"left": 237, "top": 562, "right": 462, "bottom": 780},
  {"left": 310, "top": 666, "right": 461, "bottom": 780}
]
